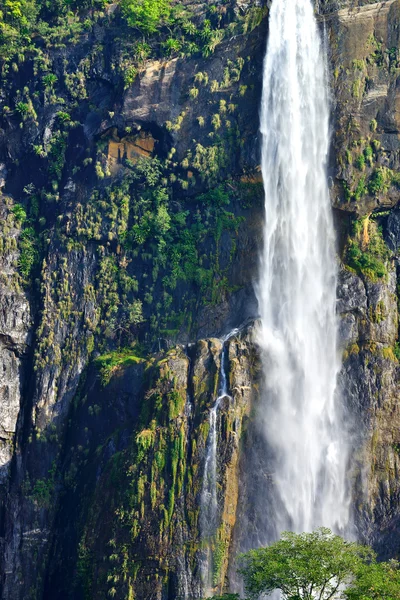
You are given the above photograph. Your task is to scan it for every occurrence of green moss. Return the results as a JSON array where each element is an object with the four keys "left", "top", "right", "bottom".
[
  {"left": 136, "top": 429, "right": 156, "bottom": 452},
  {"left": 368, "top": 167, "right": 391, "bottom": 196},
  {"left": 95, "top": 347, "right": 146, "bottom": 387},
  {"left": 213, "top": 536, "right": 228, "bottom": 587},
  {"left": 345, "top": 218, "right": 390, "bottom": 282},
  {"left": 168, "top": 390, "right": 185, "bottom": 420},
  {"left": 369, "top": 301, "right": 386, "bottom": 324},
  {"left": 352, "top": 78, "right": 364, "bottom": 99},
  {"left": 18, "top": 226, "right": 40, "bottom": 281},
  {"left": 381, "top": 346, "right": 398, "bottom": 362},
  {"left": 363, "top": 145, "right": 373, "bottom": 166},
  {"left": 355, "top": 154, "right": 365, "bottom": 171}
]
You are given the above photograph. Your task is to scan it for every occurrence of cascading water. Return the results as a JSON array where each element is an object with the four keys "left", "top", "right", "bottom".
[
  {"left": 257, "top": 0, "right": 350, "bottom": 535},
  {"left": 200, "top": 330, "right": 239, "bottom": 594}
]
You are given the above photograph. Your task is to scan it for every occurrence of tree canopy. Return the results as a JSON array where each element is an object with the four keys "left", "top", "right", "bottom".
[
  {"left": 345, "top": 560, "right": 400, "bottom": 600},
  {"left": 207, "top": 529, "right": 400, "bottom": 600}
]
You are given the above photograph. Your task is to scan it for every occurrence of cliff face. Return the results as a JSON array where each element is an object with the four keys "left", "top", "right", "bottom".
[
  {"left": 323, "top": 0, "right": 400, "bottom": 558},
  {"left": 0, "top": 1, "right": 400, "bottom": 598},
  {"left": 0, "top": 2, "right": 267, "bottom": 597},
  {"left": 28, "top": 330, "right": 256, "bottom": 600}
]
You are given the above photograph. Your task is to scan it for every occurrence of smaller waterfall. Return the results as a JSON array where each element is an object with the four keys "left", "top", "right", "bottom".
[{"left": 200, "top": 329, "right": 239, "bottom": 595}]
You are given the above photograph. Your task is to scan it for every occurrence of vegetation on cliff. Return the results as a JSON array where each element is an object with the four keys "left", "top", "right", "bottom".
[
  {"left": 345, "top": 215, "right": 390, "bottom": 282},
  {"left": 121, "top": 0, "right": 171, "bottom": 34},
  {"left": 5, "top": 2, "right": 400, "bottom": 600}
]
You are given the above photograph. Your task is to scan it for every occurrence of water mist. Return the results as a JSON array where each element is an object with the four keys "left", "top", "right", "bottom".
[{"left": 257, "top": 0, "right": 350, "bottom": 535}]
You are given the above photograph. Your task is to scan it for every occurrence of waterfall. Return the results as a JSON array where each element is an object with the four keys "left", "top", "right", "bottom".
[
  {"left": 257, "top": 0, "right": 349, "bottom": 535},
  {"left": 200, "top": 330, "right": 239, "bottom": 595}
]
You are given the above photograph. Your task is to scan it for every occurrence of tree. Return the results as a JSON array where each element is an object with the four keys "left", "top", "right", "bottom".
[
  {"left": 205, "top": 596, "right": 240, "bottom": 600},
  {"left": 345, "top": 560, "right": 400, "bottom": 600},
  {"left": 120, "top": 0, "right": 171, "bottom": 34},
  {"left": 239, "top": 528, "right": 376, "bottom": 600},
  {"left": 202, "top": 531, "right": 400, "bottom": 600}
]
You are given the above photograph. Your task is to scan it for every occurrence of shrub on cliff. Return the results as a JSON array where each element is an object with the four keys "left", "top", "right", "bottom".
[{"left": 121, "top": 0, "right": 171, "bottom": 34}]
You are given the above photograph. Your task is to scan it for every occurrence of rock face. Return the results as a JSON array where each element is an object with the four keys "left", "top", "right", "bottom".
[
  {"left": 322, "top": 0, "right": 400, "bottom": 557},
  {"left": 0, "top": 197, "right": 31, "bottom": 484},
  {"left": 0, "top": 1, "right": 400, "bottom": 599},
  {"left": 325, "top": 0, "right": 400, "bottom": 213},
  {"left": 39, "top": 328, "right": 257, "bottom": 600},
  {"left": 0, "top": 3, "right": 267, "bottom": 598},
  {"left": 337, "top": 263, "right": 400, "bottom": 554}
]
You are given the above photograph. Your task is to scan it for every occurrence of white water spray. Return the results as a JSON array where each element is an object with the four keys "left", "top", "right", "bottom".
[{"left": 257, "top": 0, "right": 349, "bottom": 534}]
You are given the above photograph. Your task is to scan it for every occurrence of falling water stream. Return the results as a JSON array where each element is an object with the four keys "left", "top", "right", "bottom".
[
  {"left": 200, "top": 329, "right": 239, "bottom": 594},
  {"left": 198, "top": 1, "right": 350, "bottom": 596},
  {"left": 257, "top": 0, "right": 349, "bottom": 535}
]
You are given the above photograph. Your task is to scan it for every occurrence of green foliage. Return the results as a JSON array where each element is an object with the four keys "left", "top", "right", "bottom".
[
  {"left": 90, "top": 352, "right": 192, "bottom": 592},
  {"left": 15, "top": 101, "right": 29, "bottom": 116},
  {"left": 12, "top": 203, "right": 27, "bottom": 224},
  {"left": 42, "top": 72, "right": 57, "bottom": 87},
  {"left": 353, "top": 176, "right": 367, "bottom": 202},
  {"left": 30, "top": 462, "right": 57, "bottom": 508},
  {"left": 364, "top": 145, "right": 373, "bottom": 166},
  {"left": 368, "top": 167, "right": 390, "bottom": 196},
  {"left": 239, "top": 528, "right": 377, "bottom": 600},
  {"left": 48, "top": 131, "right": 68, "bottom": 180},
  {"left": 56, "top": 111, "right": 71, "bottom": 123},
  {"left": 346, "top": 217, "right": 390, "bottom": 282},
  {"left": 76, "top": 538, "right": 93, "bottom": 600},
  {"left": 198, "top": 185, "right": 230, "bottom": 207},
  {"left": 241, "top": 6, "right": 268, "bottom": 34},
  {"left": 18, "top": 226, "right": 39, "bottom": 280},
  {"left": 213, "top": 536, "right": 228, "bottom": 587},
  {"left": 62, "top": 150, "right": 244, "bottom": 342},
  {"left": 0, "top": 0, "right": 110, "bottom": 60},
  {"left": 212, "top": 113, "right": 222, "bottom": 130},
  {"left": 120, "top": 0, "right": 171, "bottom": 34},
  {"left": 134, "top": 41, "right": 151, "bottom": 62},
  {"left": 355, "top": 153, "right": 365, "bottom": 171},
  {"left": 204, "top": 596, "right": 240, "bottom": 600},
  {"left": 167, "top": 389, "right": 185, "bottom": 420},
  {"left": 31, "top": 478, "right": 53, "bottom": 507},
  {"left": 346, "top": 240, "right": 387, "bottom": 281},
  {"left": 95, "top": 346, "right": 145, "bottom": 387},
  {"left": 162, "top": 37, "right": 181, "bottom": 55},
  {"left": 124, "top": 65, "right": 138, "bottom": 88},
  {"left": 345, "top": 560, "right": 400, "bottom": 600}
]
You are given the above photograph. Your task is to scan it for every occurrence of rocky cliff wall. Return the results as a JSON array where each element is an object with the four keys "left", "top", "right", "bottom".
[
  {"left": 0, "top": 1, "right": 400, "bottom": 599},
  {"left": 323, "top": 0, "right": 400, "bottom": 558},
  {"left": 0, "top": 2, "right": 267, "bottom": 597}
]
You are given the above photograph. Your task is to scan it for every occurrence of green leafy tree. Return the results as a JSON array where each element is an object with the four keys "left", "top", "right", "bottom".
[
  {"left": 1, "top": 0, "right": 38, "bottom": 29},
  {"left": 239, "top": 528, "right": 376, "bottom": 600},
  {"left": 205, "top": 596, "right": 240, "bottom": 600},
  {"left": 345, "top": 560, "right": 400, "bottom": 600},
  {"left": 120, "top": 0, "right": 171, "bottom": 34}
]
